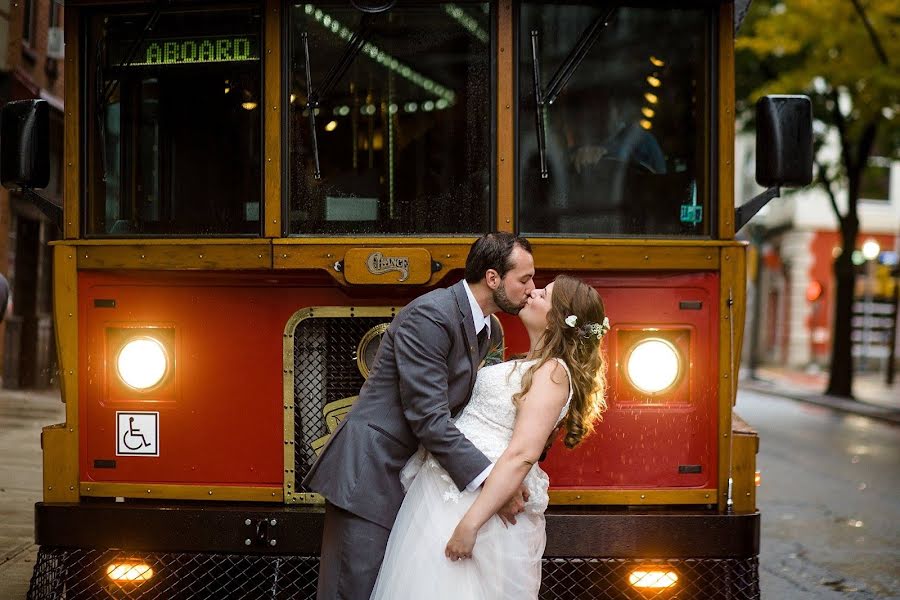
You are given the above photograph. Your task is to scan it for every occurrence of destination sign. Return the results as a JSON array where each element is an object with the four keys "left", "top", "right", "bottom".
[{"left": 111, "top": 35, "right": 259, "bottom": 67}]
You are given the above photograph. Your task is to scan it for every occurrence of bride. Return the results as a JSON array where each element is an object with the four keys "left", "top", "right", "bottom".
[{"left": 370, "top": 274, "right": 609, "bottom": 599}]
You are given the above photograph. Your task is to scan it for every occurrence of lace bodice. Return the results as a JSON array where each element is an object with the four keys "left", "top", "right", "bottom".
[{"left": 402, "top": 358, "right": 572, "bottom": 514}]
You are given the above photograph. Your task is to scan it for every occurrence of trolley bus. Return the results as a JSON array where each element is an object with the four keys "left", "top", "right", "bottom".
[{"left": 3, "top": 1, "right": 811, "bottom": 598}]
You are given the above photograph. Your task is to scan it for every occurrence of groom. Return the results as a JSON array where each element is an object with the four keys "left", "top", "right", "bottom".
[{"left": 304, "top": 232, "right": 536, "bottom": 600}]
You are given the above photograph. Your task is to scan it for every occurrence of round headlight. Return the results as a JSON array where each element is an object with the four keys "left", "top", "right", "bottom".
[
  {"left": 117, "top": 337, "right": 168, "bottom": 390},
  {"left": 626, "top": 338, "right": 680, "bottom": 394}
]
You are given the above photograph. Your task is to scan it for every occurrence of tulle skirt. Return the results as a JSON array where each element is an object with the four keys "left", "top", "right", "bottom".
[{"left": 370, "top": 457, "right": 546, "bottom": 600}]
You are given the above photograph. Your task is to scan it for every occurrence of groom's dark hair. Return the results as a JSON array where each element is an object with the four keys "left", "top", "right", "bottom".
[{"left": 465, "top": 232, "right": 532, "bottom": 283}]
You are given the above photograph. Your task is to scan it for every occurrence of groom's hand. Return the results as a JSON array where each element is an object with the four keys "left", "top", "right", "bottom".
[{"left": 497, "top": 485, "right": 530, "bottom": 526}]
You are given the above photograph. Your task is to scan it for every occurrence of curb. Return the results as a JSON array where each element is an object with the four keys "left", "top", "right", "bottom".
[{"left": 739, "top": 380, "right": 900, "bottom": 427}]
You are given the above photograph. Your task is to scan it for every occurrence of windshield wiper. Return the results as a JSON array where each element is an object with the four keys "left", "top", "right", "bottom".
[
  {"left": 530, "top": 6, "right": 617, "bottom": 179},
  {"left": 100, "top": 2, "right": 167, "bottom": 107},
  {"left": 302, "top": 17, "right": 371, "bottom": 179}
]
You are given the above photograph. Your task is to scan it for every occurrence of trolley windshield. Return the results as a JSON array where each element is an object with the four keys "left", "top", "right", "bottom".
[
  {"left": 518, "top": 3, "right": 713, "bottom": 237},
  {"left": 86, "top": 8, "right": 263, "bottom": 236},
  {"left": 287, "top": 2, "right": 492, "bottom": 236}
]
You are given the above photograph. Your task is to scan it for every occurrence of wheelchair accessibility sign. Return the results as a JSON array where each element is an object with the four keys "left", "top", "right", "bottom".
[{"left": 116, "top": 411, "right": 159, "bottom": 456}]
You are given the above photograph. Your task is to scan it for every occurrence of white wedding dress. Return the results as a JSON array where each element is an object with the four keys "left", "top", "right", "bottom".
[{"left": 370, "top": 358, "right": 572, "bottom": 600}]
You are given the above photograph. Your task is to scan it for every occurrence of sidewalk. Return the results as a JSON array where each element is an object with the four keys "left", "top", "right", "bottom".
[
  {"left": 0, "top": 387, "right": 64, "bottom": 600},
  {"left": 739, "top": 366, "right": 900, "bottom": 426}
]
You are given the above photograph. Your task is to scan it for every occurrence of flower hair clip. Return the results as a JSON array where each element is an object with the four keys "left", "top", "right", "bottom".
[
  {"left": 597, "top": 316, "right": 611, "bottom": 338},
  {"left": 564, "top": 315, "right": 611, "bottom": 340}
]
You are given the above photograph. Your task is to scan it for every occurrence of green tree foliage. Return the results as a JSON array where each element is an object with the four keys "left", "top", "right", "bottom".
[{"left": 735, "top": 0, "right": 899, "bottom": 397}]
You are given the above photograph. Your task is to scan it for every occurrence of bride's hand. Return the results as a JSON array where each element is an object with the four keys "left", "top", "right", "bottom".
[
  {"left": 497, "top": 484, "right": 529, "bottom": 527},
  {"left": 445, "top": 522, "right": 477, "bottom": 562}
]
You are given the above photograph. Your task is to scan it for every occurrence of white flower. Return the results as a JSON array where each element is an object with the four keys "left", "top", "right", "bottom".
[{"left": 564, "top": 315, "right": 578, "bottom": 328}]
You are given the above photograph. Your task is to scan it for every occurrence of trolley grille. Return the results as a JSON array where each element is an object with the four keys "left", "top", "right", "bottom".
[
  {"left": 28, "top": 547, "right": 759, "bottom": 600},
  {"left": 27, "top": 547, "right": 317, "bottom": 600},
  {"left": 540, "top": 557, "right": 760, "bottom": 600},
  {"left": 292, "top": 315, "right": 393, "bottom": 491}
]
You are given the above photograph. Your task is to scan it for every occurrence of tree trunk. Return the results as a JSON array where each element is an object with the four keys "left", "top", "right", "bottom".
[
  {"left": 825, "top": 118, "right": 877, "bottom": 398},
  {"left": 826, "top": 224, "right": 857, "bottom": 397}
]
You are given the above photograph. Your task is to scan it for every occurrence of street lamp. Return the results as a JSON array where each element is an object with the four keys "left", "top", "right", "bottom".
[
  {"left": 862, "top": 240, "right": 880, "bottom": 262},
  {"left": 861, "top": 240, "right": 880, "bottom": 372}
]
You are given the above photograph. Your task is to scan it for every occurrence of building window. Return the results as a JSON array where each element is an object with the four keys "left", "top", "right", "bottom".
[
  {"left": 50, "top": 0, "right": 63, "bottom": 28},
  {"left": 860, "top": 156, "right": 891, "bottom": 202},
  {"left": 22, "top": 0, "right": 36, "bottom": 47}
]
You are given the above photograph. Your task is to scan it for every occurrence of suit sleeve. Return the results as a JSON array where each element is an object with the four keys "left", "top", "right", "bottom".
[{"left": 393, "top": 304, "right": 491, "bottom": 491}]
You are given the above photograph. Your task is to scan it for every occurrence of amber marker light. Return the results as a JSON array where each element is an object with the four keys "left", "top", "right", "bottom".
[
  {"left": 106, "top": 562, "right": 154, "bottom": 583},
  {"left": 644, "top": 92, "right": 658, "bottom": 104},
  {"left": 755, "top": 471, "right": 762, "bottom": 486},
  {"left": 629, "top": 569, "right": 679, "bottom": 589}
]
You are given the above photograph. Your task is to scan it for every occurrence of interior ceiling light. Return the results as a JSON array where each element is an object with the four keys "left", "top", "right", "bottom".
[
  {"left": 444, "top": 4, "right": 489, "bottom": 44},
  {"left": 304, "top": 3, "right": 455, "bottom": 106}
]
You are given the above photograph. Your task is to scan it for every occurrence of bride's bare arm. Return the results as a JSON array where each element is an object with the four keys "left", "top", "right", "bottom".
[{"left": 445, "top": 360, "right": 569, "bottom": 560}]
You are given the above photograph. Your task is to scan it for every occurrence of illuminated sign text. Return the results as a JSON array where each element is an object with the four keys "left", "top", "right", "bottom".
[{"left": 114, "top": 36, "right": 260, "bottom": 67}]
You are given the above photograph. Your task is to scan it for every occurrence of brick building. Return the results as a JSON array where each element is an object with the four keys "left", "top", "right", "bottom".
[{"left": 0, "top": 0, "right": 65, "bottom": 387}]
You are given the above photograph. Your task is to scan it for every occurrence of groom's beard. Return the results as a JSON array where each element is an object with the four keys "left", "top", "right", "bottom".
[{"left": 493, "top": 281, "right": 526, "bottom": 315}]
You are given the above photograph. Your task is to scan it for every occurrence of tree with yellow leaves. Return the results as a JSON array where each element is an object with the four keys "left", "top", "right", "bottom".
[{"left": 736, "top": 0, "right": 899, "bottom": 398}]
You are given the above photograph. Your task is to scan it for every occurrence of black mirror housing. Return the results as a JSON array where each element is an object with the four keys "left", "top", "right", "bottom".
[
  {"left": 1, "top": 99, "right": 50, "bottom": 190},
  {"left": 755, "top": 95, "right": 813, "bottom": 188}
]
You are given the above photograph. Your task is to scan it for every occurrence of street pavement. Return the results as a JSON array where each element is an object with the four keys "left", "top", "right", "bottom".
[
  {"left": 741, "top": 366, "right": 900, "bottom": 425},
  {"left": 0, "top": 388, "right": 63, "bottom": 600},
  {"left": 736, "top": 386, "right": 900, "bottom": 599}
]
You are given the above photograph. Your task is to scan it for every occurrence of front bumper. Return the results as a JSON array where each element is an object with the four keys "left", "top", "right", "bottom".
[{"left": 30, "top": 502, "right": 760, "bottom": 599}]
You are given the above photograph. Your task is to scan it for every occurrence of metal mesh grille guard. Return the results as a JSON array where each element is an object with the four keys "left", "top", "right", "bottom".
[
  {"left": 28, "top": 548, "right": 759, "bottom": 599},
  {"left": 292, "top": 315, "right": 392, "bottom": 491}
]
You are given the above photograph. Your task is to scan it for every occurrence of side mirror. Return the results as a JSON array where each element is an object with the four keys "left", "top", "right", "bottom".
[
  {"left": 736, "top": 95, "right": 814, "bottom": 231},
  {"left": 755, "top": 95, "right": 813, "bottom": 188},
  {"left": 1, "top": 99, "right": 50, "bottom": 190}
]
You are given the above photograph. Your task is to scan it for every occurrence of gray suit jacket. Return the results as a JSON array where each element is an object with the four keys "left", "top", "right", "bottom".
[{"left": 303, "top": 280, "right": 500, "bottom": 529}]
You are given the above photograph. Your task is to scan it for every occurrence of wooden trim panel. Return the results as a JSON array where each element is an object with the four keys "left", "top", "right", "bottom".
[
  {"left": 81, "top": 483, "right": 284, "bottom": 502},
  {"left": 731, "top": 413, "right": 758, "bottom": 514},
  {"left": 717, "top": 245, "right": 743, "bottom": 511},
  {"left": 64, "top": 7, "right": 81, "bottom": 239},
  {"left": 718, "top": 3, "right": 735, "bottom": 239},
  {"left": 264, "top": 0, "right": 282, "bottom": 237},
  {"left": 57, "top": 238, "right": 742, "bottom": 276},
  {"left": 44, "top": 245, "right": 80, "bottom": 502},
  {"left": 550, "top": 489, "right": 717, "bottom": 506},
  {"left": 495, "top": 0, "right": 514, "bottom": 231},
  {"left": 75, "top": 240, "right": 273, "bottom": 269}
]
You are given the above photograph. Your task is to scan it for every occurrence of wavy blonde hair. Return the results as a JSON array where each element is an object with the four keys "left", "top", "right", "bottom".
[{"left": 512, "top": 275, "right": 608, "bottom": 449}]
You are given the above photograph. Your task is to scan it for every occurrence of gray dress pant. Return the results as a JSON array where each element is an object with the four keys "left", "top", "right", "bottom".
[{"left": 317, "top": 502, "right": 391, "bottom": 600}]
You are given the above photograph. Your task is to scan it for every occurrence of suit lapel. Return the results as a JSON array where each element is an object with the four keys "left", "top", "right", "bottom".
[{"left": 451, "top": 281, "right": 480, "bottom": 396}]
